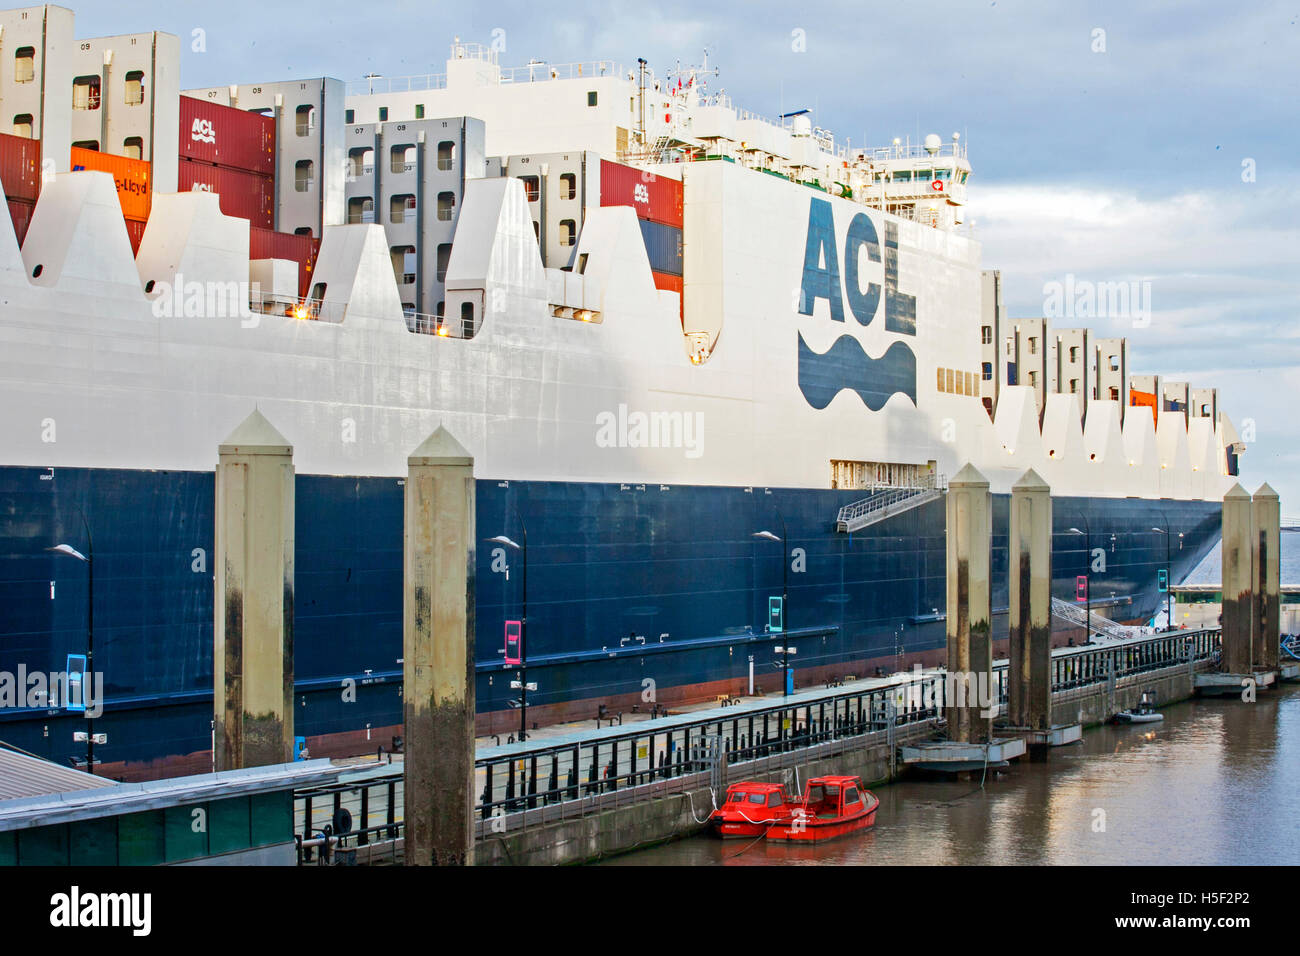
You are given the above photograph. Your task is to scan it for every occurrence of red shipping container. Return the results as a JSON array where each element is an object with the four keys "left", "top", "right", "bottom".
[
  {"left": 179, "top": 158, "right": 273, "bottom": 229},
  {"left": 70, "top": 146, "right": 152, "bottom": 220},
  {"left": 125, "top": 218, "right": 146, "bottom": 256},
  {"left": 250, "top": 226, "right": 321, "bottom": 298},
  {"left": 651, "top": 270, "right": 684, "bottom": 323},
  {"left": 600, "top": 159, "right": 683, "bottom": 227},
  {"left": 0, "top": 132, "right": 41, "bottom": 203},
  {"left": 179, "top": 96, "right": 275, "bottom": 176},
  {"left": 7, "top": 197, "right": 34, "bottom": 246}
]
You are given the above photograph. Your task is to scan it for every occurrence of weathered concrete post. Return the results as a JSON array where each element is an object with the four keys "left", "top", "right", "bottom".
[
  {"left": 946, "top": 463, "right": 992, "bottom": 744},
  {"left": 1252, "top": 483, "right": 1280, "bottom": 672},
  {"left": 214, "top": 408, "right": 295, "bottom": 770},
  {"left": 1220, "top": 483, "right": 1253, "bottom": 675},
  {"left": 403, "top": 426, "right": 476, "bottom": 866},
  {"left": 1008, "top": 469, "right": 1053, "bottom": 757}
]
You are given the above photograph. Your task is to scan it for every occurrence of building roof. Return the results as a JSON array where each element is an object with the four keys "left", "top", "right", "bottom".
[{"left": 0, "top": 747, "right": 118, "bottom": 802}]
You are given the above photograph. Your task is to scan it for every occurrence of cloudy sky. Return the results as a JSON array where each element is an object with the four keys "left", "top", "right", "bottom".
[{"left": 85, "top": 1, "right": 1300, "bottom": 511}]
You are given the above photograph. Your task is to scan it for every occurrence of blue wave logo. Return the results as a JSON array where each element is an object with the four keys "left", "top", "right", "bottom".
[{"left": 797, "top": 334, "right": 917, "bottom": 410}]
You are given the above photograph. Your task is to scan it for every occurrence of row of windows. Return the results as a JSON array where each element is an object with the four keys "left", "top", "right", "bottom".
[
  {"left": 343, "top": 92, "right": 596, "bottom": 128},
  {"left": 348, "top": 142, "right": 457, "bottom": 176},
  {"left": 517, "top": 173, "right": 579, "bottom": 202},
  {"left": 937, "top": 366, "right": 981, "bottom": 397},
  {"left": 69, "top": 72, "right": 146, "bottom": 109},
  {"left": 349, "top": 191, "right": 457, "bottom": 222},
  {"left": 68, "top": 136, "right": 145, "bottom": 159}
]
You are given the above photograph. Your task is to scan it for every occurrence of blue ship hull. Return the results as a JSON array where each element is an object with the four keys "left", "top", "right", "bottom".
[{"left": 0, "top": 466, "right": 1220, "bottom": 775}]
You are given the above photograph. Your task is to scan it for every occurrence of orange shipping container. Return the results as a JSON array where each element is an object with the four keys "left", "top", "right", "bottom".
[
  {"left": 70, "top": 146, "right": 151, "bottom": 221},
  {"left": 1130, "top": 388, "right": 1158, "bottom": 427}
]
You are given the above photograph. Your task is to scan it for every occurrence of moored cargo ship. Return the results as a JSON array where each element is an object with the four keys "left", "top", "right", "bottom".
[{"left": 0, "top": 8, "right": 1243, "bottom": 779}]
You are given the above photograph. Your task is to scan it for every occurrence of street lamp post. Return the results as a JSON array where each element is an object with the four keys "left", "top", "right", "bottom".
[
  {"left": 1152, "top": 522, "right": 1183, "bottom": 631},
  {"left": 47, "top": 515, "right": 94, "bottom": 773},
  {"left": 1068, "top": 520, "right": 1091, "bottom": 642},
  {"left": 754, "top": 512, "right": 790, "bottom": 696},
  {"left": 487, "top": 510, "right": 529, "bottom": 742}
]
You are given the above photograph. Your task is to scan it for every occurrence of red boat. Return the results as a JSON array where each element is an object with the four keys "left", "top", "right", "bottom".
[
  {"left": 765, "top": 775, "right": 879, "bottom": 843},
  {"left": 709, "top": 781, "right": 796, "bottom": 838}
]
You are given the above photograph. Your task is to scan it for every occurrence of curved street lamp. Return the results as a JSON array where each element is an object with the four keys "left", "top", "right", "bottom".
[
  {"left": 486, "top": 509, "right": 529, "bottom": 741},
  {"left": 46, "top": 512, "right": 95, "bottom": 773},
  {"left": 753, "top": 512, "right": 791, "bottom": 695}
]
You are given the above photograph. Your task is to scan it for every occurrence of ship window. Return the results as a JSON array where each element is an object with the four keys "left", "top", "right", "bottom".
[
  {"left": 1028, "top": 337, "right": 1037, "bottom": 355},
  {"left": 980, "top": 325, "right": 991, "bottom": 344},
  {"left": 461, "top": 301, "right": 475, "bottom": 337},
  {"left": 436, "top": 243, "right": 451, "bottom": 282},
  {"left": 309, "top": 282, "right": 326, "bottom": 303},
  {"left": 347, "top": 197, "right": 374, "bottom": 224},
  {"left": 1070, "top": 378, "right": 1079, "bottom": 394},
  {"left": 748, "top": 793, "right": 765, "bottom": 805},
  {"left": 13, "top": 114, "right": 33, "bottom": 138},
  {"left": 295, "top": 104, "right": 315, "bottom": 136},
  {"left": 982, "top": 362, "right": 992, "bottom": 381},
  {"left": 945, "top": 369, "right": 954, "bottom": 393},
  {"left": 1113, "top": 388, "right": 1122, "bottom": 401},
  {"left": 577, "top": 253, "right": 589, "bottom": 274},
  {"left": 1028, "top": 371, "right": 1038, "bottom": 387},
  {"left": 936, "top": 368, "right": 945, "bottom": 392},
  {"left": 345, "top": 109, "right": 354, "bottom": 123},
  {"left": 730, "top": 792, "right": 744, "bottom": 803},
  {"left": 14, "top": 47, "right": 35, "bottom": 84},
  {"left": 124, "top": 71, "right": 145, "bottom": 106},
  {"left": 520, "top": 175, "right": 540, "bottom": 202},
  {"left": 844, "top": 787, "right": 859, "bottom": 804},
  {"left": 437, "top": 191, "right": 455, "bottom": 221},
  {"left": 559, "top": 218, "right": 577, "bottom": 246},
  {"left": 1069, "top": 346, "right": 1079, "bottom": 362},
  {"left": 587, "top": 91, "right": 598, "bottom": 107},
  {"left": 391, "top": 144, "right": 415, "bottom": 173},
  {"left": 415, "top": 103, "right": 425, "bottom": 119},
  {"left": 560, "top": 172, "right": 577, "bottom": 200},
  {"left": 390, "top": 193, "right": 415, "bottom": 223},
  {"left": 1109, "top": 354, "right": 1120, "bottom": 371},
  {"left": 894, "top": 170, "right": 911, "bottom": 182},
  {"left": 294, "top": 160, "right": 314, "bottom": 192},
  {"left": 390, "top": 245, "right": 416, "bottom": 285},
  {"left": 294, "top": 226, "right": 314, "bottom": 237},
  {"left": 766, "top": 793, "right": 782, "bottom": 808},
  {"left": 348, "top": 147, "right": 373, "bottom": 178},
  {"left": 437, "top": 140, "right": 455, "bottom": 171},
  {"left": 378, "top": 107, "right": 388, "bottom": 122},
  {"left": 72, "top": 139, "right": 99, "bottom": 151},
  {"left": 123, "top": 136, "right": 143, "bottom": 160},
  {"left": 72, "top": 75, "right": 101, "bottom": 111}
]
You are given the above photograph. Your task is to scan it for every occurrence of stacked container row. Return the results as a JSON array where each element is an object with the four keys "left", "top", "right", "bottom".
[
  {"left": 178, "top": 96, "right": 276, "bottom": 230},
  {"left": 69, "top": 146, "right": 151, "bottom": 253},
  {"left": 600, "top": 159, "right": 685, "bottom": 324},
  {"left": 251, "top": 226, "right": 320, "bottom": 299},
  {"left": 2, "top": 132, "right": 41, "bottom": 246}
]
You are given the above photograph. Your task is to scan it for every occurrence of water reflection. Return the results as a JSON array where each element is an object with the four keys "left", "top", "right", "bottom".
[{"left": 606, "top": 684, "right": 1300, "bottom": 866}]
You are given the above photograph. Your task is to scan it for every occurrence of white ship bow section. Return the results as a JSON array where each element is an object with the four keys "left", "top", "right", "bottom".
[{"left": 0, "top": 166, "right": 1236, "bottom": 500}]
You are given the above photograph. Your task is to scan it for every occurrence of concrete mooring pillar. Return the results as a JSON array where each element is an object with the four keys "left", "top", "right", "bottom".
[
  {"left": 1221, "top": 483, "right": 1253, "bottom": 675},
  {"left": 946, "top": 463, "right": 992, "bottom": 744},
  {"left": 1252, "top": 483, "right": 1280, "bottom": 672},
  {"left": 214, "top": 408, "right": 295, "bottom": 770},
  {"left": 1008, "top": 468, "right": 1052, "bottom": 756},
  {"left": 403, "top": 426, "right": 476, "bottom": 866}
]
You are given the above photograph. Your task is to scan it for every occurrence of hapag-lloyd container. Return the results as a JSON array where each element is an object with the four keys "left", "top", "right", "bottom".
[
  {"left": 599, "top": 159, "right": 683, "bottom": 227},
  {"left": 0, "top": 132, "right": 41, "bottom": 203},
  {"left": 179, "top": 96, "right": 275, "bottom": 176},
  {"left": 70, "top": 146, "right": 151, "bottom": 221},
  {"left": 179, "top": 158, "right": 273, "bottom": 229},
  {"left": 250, "top": 226, "right": 321, "bottom": 298}
]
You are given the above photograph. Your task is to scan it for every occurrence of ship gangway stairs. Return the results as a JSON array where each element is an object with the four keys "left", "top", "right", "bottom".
[
  {"left": 835, "top": 475, "right": 946, "bottom": 534},
  {"left": 1049, "top": 597, "right": 1146, "bottom": 643}
]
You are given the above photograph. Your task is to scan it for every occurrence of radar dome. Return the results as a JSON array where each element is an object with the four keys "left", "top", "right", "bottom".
[
  {"left": 791, "top": 115, "right": 813, "bottom": 136},
  {"left": 923, "top": 133, "right": 941, "bottom": 155}
]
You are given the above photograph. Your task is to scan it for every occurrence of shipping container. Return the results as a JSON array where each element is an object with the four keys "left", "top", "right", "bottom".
[
  {"left": 651, "top": 270, "right": 684, "bottom": 323},
  {"left": 1130, "top": 388, "right": 1158, "bottom": 427},
  {"left": 125, "top": 218, "right": 146, "bottom": 256},
  {"left": 639, "top": 219, "right": 683, "bottom": 277},
  {"left": 179, "top": 96, "right": 275, "bottom": 176},
  {"left": 250, "top": 226, "right": 321, "bottom": 299},
  {"left": 6, "top": 198, "right": 34, "bottom": 246},
  {"left": 599, "top": 159, "right": 683, "bottom": 227},
  {"left": 179, "top": 158, "right": 274, "bottom": 230},
  {"left": 70, "top": 146, "right": 151, "bottom": 221},
  {"left": 0, "top": 132, "right": 41, "bottom": 203}
]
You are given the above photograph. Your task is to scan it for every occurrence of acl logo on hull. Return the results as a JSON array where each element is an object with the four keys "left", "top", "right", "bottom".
[
  {"left": 796, "top": 198, "right": 917, "bottom": 410},
  {"left": 191, "top": 117, "right": 216, "bottom": 144}
]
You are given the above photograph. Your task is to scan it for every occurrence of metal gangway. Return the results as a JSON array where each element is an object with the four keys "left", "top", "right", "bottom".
[
  {"left": 835, "top": 474, "right": 946, "bottom": 533},
  {"left": 1050, "top": 596, "right": 1142, "bottom": 643}
]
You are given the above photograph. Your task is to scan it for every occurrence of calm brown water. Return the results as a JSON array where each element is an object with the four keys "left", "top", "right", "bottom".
[{"left": 605, "top": 683, "right": 1300, "bottom": 866}]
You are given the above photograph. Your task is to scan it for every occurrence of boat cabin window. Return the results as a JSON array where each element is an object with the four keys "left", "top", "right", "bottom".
[
  {"left": 844, "top": 787, "right": 859, "bottom": 805},
  {"left": 729, "top": 792, "right": 746, "bottom": 803},
  {"left": 766, "top": 793, "right": 783, "bottom": 808},
  {"left": 748, "top": 793, "right": 766, "bottom": 805}
]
